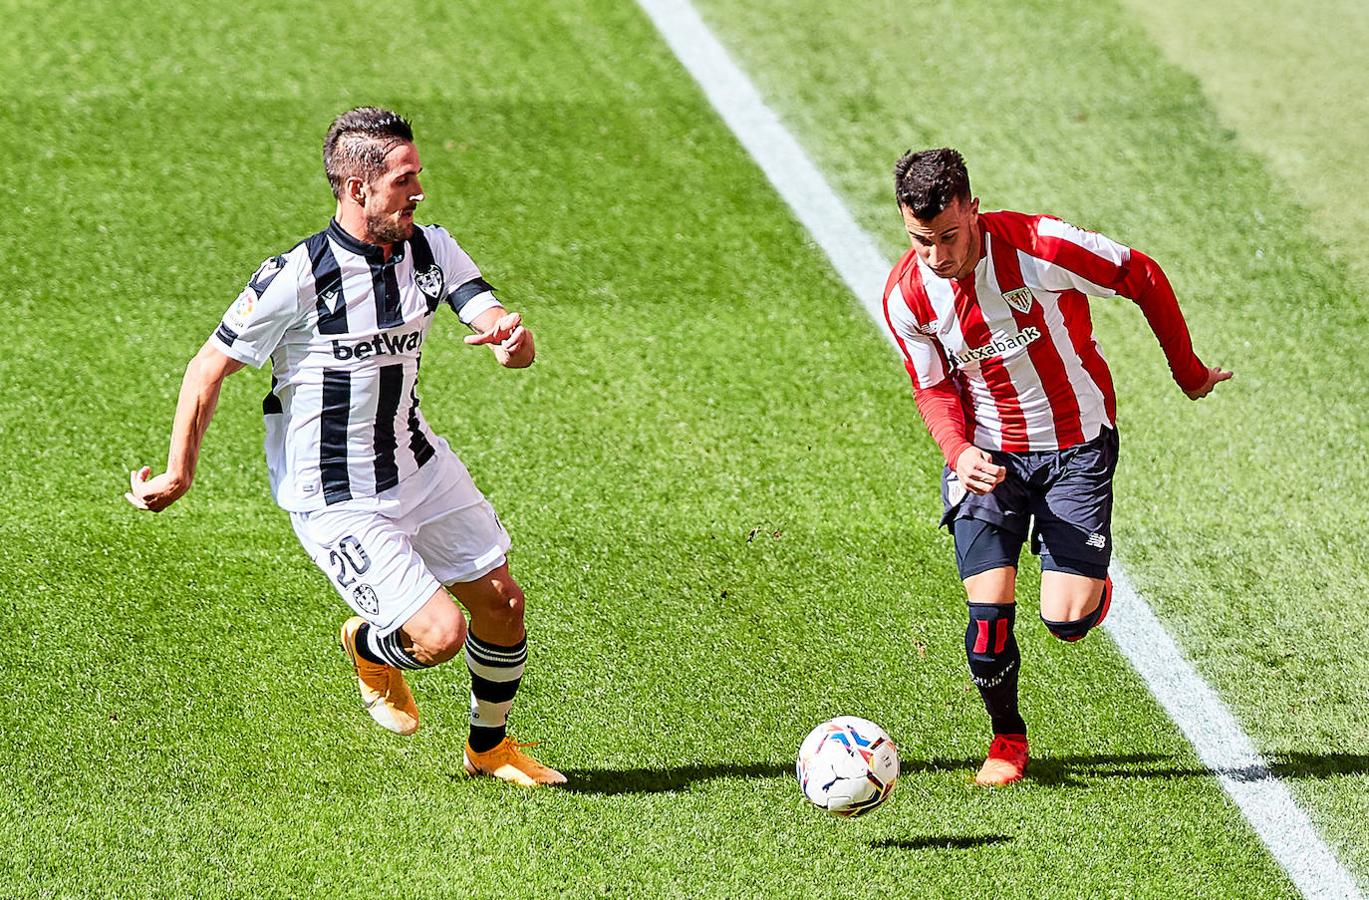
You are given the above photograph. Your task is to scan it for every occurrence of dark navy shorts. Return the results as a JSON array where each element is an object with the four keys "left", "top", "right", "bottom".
[{"left": 941, "top": 427, "right": 1119, "bottom": 581}]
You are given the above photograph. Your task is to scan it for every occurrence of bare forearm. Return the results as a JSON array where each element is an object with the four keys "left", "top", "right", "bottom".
[
  {"left": 164, "top": 357, "right": 226, "bottom": 488},
  {"left": 127, "top": 341, "right": 242, "bottom": 512}
]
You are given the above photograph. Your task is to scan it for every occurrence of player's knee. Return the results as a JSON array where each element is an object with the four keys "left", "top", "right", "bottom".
[
  {"left": 484, "top": 578, "right": 525, "bottom": 627},
  {"left": 1041, "top": 607, "right": 1101, "bottom": 642},
  {"left": 1040, "top": 574, "right": 1111, "bottom": 642},
  {"left": 410, "top": 608, "right": 468, "bottom": 665}
]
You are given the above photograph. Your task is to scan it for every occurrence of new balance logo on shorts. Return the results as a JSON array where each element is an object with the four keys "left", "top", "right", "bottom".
[{"left": 1086, "top": 532, "right": 1107, "bottom": 549}]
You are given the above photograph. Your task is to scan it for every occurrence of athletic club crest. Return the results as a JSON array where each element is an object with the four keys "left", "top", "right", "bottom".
[
  {"left": 1002, "top": 287, "right": 1034, "bottom": 314},
  {"left": 414, "top": 263, "right": 445, "bottom": 301}
]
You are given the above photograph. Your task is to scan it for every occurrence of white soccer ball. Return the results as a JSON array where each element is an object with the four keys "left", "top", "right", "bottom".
[{"left": 795, "top": 716, "right": 899, "bottom": 817}]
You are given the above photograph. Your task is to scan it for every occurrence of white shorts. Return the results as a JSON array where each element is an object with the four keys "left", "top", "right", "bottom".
[{"left": 290, "top": 451, "right": 511, "bottom": 636}]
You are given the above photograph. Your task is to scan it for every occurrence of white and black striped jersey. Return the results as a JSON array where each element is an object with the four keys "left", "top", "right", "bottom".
[{"left": 210, "top": 219, "right": 501, "bottom": 512}]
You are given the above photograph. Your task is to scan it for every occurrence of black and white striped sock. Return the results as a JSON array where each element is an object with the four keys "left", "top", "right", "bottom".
[
  {"left": 357, "top": 622, "right": 432, "bottom": 671},
  {"left": 465, "top": 632, "right": 526, "bottom": 752}
]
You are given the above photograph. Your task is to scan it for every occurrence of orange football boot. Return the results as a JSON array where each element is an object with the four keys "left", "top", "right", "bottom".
[
  {"left": 464, "top": 737, "right": 567, "bottom": 787},
  {"left": 339, "top": 616, "right": 420, "bottom": 736}
]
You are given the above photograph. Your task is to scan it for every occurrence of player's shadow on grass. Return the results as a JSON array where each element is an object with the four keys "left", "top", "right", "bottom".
[
  {"left": 552, "top": 753, "right": 1369, "bottom": 794},
  {"left": 904, "top": 752, "right": 1369, "bottom": 787},
  {"left": 871, "top": 835, "right": 1013, "bottom": 851},
  {"left": 559, "top": 762, "right": 792, "bottom": 795},
  {"left": 1264, "top": 753, "right": 1369, "bottom": 780}
]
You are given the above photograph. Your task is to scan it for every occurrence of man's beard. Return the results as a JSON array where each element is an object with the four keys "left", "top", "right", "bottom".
[{"left": 366, "top": 210, "right": 413, "bottom": 244}]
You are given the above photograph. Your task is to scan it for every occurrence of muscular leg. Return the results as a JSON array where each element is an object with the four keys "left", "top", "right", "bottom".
[
  {"left": 443, "top": 562, "right": 563, "bottom": 785},
  {"left": 1033, "top": 425, "right": 1119, "bottom": 642},
  {"left": 1039, "top": 571, "right": 1110, "bottom": 642},
  {"left": 357, "top": 563, "right": 519, "bottom": 677},
  {"left": 447, "top": 562, "right": 525, "bottom": 645},
  {"left": 965, "top": 567, "right": 1017, "bottom": 606},
  {"left": 447, "top": 563, "right": 527, "bottom": 752},
  {"left": 954, "top": 513, "right": 1027, "bottom": 736},
  {"left": 949, "top": 499, "right": 1031, "bottom": 785},
  {"left": 1039, "top": 571, "right": 1105, "bottom": 621},
  {"left": 391, "top": 587, "right": 469, "bottom": 664},
  {"left": 338, "top": 588, "right": 468, "bottom": 736},
  {"left": 963, "top": 566, "right": 1025, "bottom": 737},
  {"left": 351, "top": 587, "right": 468, "bottom": 669}
]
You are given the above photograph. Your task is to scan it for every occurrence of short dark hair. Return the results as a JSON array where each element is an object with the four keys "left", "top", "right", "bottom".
[
  {"left": 893, "top": 147, "right": 971, "bottom": 219},
  {"left": 323, "top": 107, "right": 415, "bottom": 199}
]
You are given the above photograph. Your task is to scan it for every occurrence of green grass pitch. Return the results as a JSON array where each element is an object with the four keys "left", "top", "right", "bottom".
[{"left": 1, "top": 0, "right": 1364, "bottom": 897}]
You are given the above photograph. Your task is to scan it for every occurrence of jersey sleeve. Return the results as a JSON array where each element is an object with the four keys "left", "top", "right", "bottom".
[
  {"left": 426, "top": 225, "right": 503, "bottom": 325},
  {"left": 1017, "top": 215, "right": 1132, "bottom": 297},
  {"left": 1009, "top": 213, "right": 1208, "bottom": 393},
  {"left": 882, "top": 273, "right": 971, "bottom": 465},
  {"left": 209, "top": 254, "right": 302, "bottom": 368},
  {"left": 882, "top": 279, "right": 951, "bottom": 389},
  {"left": 913, "top": 382, "right": 973, "bottom": 468}
]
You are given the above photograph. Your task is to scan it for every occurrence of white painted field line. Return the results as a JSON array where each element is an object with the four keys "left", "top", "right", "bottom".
[{"left": 634, "top": 1, "right": 1363, "bottom": 897}]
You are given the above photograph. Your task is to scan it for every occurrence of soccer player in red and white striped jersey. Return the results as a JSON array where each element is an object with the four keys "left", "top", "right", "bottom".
[{"left": 882, "top": 148, "right": 1231, "bottom": 785}]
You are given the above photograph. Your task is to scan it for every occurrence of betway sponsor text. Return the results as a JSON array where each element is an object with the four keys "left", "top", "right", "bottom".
[{"left": 332, "top": 330, "right": 424, "bottom": 361}]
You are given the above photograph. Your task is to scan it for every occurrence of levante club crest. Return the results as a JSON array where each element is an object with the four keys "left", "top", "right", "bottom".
[{"left": 415, "top": 263, "right": 445, "bottom": 302}]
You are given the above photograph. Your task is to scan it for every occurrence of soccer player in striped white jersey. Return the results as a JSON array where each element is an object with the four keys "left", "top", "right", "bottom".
[
  {"left": 126, "top": 107, "right": 565, "bottom": 786},
  {"left": 881, "top": 148, "right": 1232, "bottom": 786}
]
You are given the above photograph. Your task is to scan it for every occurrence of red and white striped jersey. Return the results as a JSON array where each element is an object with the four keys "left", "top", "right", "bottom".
[{"left": 882, "top": 210, "right": 1204, "bottom": 454}]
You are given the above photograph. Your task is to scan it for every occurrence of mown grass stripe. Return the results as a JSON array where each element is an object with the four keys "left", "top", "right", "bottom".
[
  {"left": 1108, "top": 570, "right": 1363, "bottom": 900},
  {"left": 633, "top": 1, "right": 1363, "bottom": 896}
]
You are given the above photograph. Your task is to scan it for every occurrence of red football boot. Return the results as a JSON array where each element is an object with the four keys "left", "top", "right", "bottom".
[{"left": 975, "top": 733, "right": 1029, "bottom": 786}]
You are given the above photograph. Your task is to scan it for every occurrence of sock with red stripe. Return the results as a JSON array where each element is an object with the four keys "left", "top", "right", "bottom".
[{"left": 966, "top": 602, "right": 1026, "bottom": 736}]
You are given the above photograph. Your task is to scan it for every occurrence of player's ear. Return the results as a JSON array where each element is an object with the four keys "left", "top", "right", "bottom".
[
  {"left": 346, "top": 176, "right": 367, "bottom": 207},
  {"left": 968, "top": 196, "right": 980, "bottom": 217}
]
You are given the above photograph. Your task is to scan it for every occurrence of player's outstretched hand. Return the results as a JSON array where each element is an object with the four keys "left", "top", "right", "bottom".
[
  {"left": 1185, "top": 365, "right": 1233, "bottom": 400},
  {"left": 955, "top": 446, "right": 1006, "bottom": 495},
  {"left": 465, "top": 311, "right": 534, "bottom": 368},
  {"left": 125, "top": 466, "right": 189, "bottom": 512}
]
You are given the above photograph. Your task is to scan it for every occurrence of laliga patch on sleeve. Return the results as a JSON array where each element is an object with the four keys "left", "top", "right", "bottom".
[{"left": 225, "top": 289, "right": 256, "bottom": 328}]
